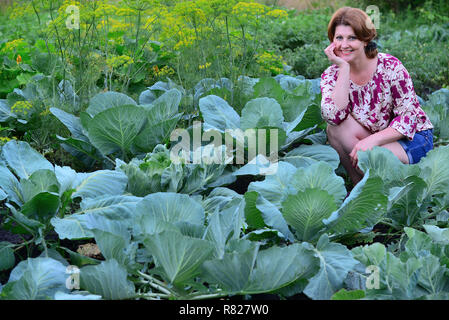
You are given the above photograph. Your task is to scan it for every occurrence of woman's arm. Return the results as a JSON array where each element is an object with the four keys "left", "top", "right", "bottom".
[
  {"left": 388, "top": 61, "right": 429, "bottom": 140},
  {"left": 349, "top": 127, "right": 405, "bottom": 167},
  {"left": 331, "top": 63, "right": 351, "bottom": 110},
  {"left": 368, "top": 127, "right": 405, "bottom": 146},
  {"left": 321, "top": 43, "right": 352, "bottom": 125},
  {"left": 325, "top": 43, "right": 351, "bottom": 110}
]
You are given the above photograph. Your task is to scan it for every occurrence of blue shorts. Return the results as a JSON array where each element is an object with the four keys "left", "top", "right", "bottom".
[{"left": 397, "top": 129, "right": 434, "bottom": 164}]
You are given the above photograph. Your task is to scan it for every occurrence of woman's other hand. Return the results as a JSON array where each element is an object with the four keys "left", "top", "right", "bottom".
[
  {"left": 324, "top": 43, "right": 349, "bottom": 68},
  {"left": 349, "top": 135, "right": 379, "bottom": 168}
]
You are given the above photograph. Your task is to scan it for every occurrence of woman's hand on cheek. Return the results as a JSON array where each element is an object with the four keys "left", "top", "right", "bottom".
[
  {"left": 324, "top": 43, "right": 348, "bottom": 67},
  {"left": 333, "top": 42, "right": 341, "bottom": 56},
  {"left": 349, "top": 136, "right": 380, "bottom": 168}
]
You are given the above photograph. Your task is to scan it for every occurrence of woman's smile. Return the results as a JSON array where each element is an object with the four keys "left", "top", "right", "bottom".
[{"left": 340, "top": 49, "right": 354, "bottom": 55}]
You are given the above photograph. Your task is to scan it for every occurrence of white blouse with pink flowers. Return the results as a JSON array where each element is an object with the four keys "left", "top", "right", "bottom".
[{"left": 320, "top": 52, "right": 433, "bottom": 140}]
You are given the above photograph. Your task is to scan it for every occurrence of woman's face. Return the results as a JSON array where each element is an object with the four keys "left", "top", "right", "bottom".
[{"left": 333, "top": 25, "right": 366, "bottom": 62}]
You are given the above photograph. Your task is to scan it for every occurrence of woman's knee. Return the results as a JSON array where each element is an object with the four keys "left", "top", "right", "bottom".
[
  {"left": 327, "top": 115, "right": 371, "bottom": 145},
  {"left": 327, "top": 125, "right": 353, "bottom": 154},
  {"left": 381, "top": 142, "right": 409, "bottom": 164},
  {"left": 326, "top": 124, "right": 342, "bottom": 149}
]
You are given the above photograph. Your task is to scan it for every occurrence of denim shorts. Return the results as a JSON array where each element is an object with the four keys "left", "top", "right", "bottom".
[{"left": 397, "top": 129, "right": 434, "bottom": 164}]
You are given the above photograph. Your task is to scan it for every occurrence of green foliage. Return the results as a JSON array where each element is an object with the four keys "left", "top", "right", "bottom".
[
  {"left": 0, "top": 0, "right": 448, "bottom": 302},
  {"left": 259, "top": 10, "right": 331, "bottom": 79},
  {"left": 0, "top": 125, "right": 448, "bottom": 300},
  {"left": 0, "top": 257, "right": 69, "bottom": 300},
  {"left": 352, "top": 227, "right": 449, "bottom": 299},
  {"left": 421, "top": 89, "right": 449, "bottom": 143},
  {"left": 0, "top": 139, "right": 129, "bottom": 249},
  {"left": 51, "top": 88, "right": 184, "bottom": 165},
  {"left": 357, "top": 145, "right": 449, "bottom": 229},
  {"left": 379, "top": 24, "right": 449, "bottom": 97}
]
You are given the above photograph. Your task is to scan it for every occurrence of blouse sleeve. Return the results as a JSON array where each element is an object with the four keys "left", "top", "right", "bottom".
[
  {"left": 320, "top": 67, "right": 351, "bottom": 125},
  {"left": 388, "top": 62, "right": 422, "bottom": 140}
]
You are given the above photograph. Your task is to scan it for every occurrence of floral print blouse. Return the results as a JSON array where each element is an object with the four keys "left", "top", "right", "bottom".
[{"left": 320, "top": 52, "right": 433, "bottom": 140}]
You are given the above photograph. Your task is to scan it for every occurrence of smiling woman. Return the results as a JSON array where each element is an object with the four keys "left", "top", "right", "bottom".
[{"left": 320, "top": 7, "right": 434, "bottom": 186}]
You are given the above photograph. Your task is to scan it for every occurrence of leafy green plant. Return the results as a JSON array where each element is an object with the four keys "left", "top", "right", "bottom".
[
  {"left": 242, "top": 160, "right": 387, "bottom": 243},
  {"left": 344, "top": 226, "right": 449, "bottom": 299},
  {"left": 421, "top": 88, "right": 449, "bottom": 145},
  {"left": 357, "top": 145, "right": 449, "bottom": 229},
  {"left": 1, "top": 0, "right": 449, "bottom": 301},
  {"left": 118, "top": 144, "right": 234, "bottom": 196},
  {"left": 0, "top": 127, "right": 449, "bottom": 300},
  {"left": 4, "top": 188, "right": 351, "bottom": 300},
  {"left": 51, "top": 88, "right": 184, "bottom": 166},
  {"left": 198, "top": 76, "right": 324, "bottom": 153},
  {"left": 0, "top": 38, "right": 36, "bottom": 97},
  {"left": 0, "top": 140, "right": 129, "bottom": 262},
  {"left": 379, "top": 23, "right": 449, "bottom": 97}
]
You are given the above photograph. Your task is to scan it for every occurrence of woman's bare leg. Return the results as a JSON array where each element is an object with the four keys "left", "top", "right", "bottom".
[
  {"left": 327, "top": 115, "right": 371, "bottom": 185},
  {"left": 380, "top": 142, "right": 409, "bottom": 164},
  {"left": 327, "top": 115, "right": 410, "bottom": 186}
]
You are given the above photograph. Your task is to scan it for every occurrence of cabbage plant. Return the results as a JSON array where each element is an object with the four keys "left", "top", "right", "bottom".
[{"left": 50, "top": 89, "right": 184, "bottom": 166}]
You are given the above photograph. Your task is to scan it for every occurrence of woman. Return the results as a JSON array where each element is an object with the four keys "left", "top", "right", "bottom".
[{"left": 321, "top": 7, "right": 434, "bottom": 186}]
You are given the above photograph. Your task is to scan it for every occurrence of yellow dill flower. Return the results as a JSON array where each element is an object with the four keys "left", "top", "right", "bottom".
[
  {"left": 40, "top": 107, "right": 51, "bottom": 116},
  {"left": 196, "top": 0, "right": 238, "bottom": 17},
  {"left": 153, "top": 65, "right": 175, "bottom": 77},
  {"left": 232, "top": 2, "right": 267, "bottom": 19},
  {"left": 11, "top": 101, "right": 33, "bottom": 117},
  {"left": 1, "top": 39, "right": 26, "bottom": 53},
  {"left": 109, "top": 19, "right": 132, "bottom": 32},
  {"left": 198, "top": 62, "right": 211, "bottom": 70},
  {"left": 160, "top": 14, "right": 182, "bottom": 43},
  {"left": 98, "top": 19, "right": 107, "bottom": 28},
  {"left": 94, "top": 3, "right": 118, "bottom": 17},
  {"left": 0, "top": 137, "right": 11, "bottom": 145},
  {"left": 116, "top": 7, "right": 137, "bottom": 16},
  {"left": 57, "top": 0, "right": 82, "bottom": 18},
  {"left": 266, "top": 9, "right": 288, "bottom": 19},
  {"left": 173, "top": 28, "right": 196, "bottom": 50},
  {"left": 144, "top": 16, "right": 157, "bottom": 29},
  {"left": 174, "top": 1, "right": 207, "bottom": 25},
  {"left": 106, "top": 55, "right": 134, "bottom": 69},
  {"left": 9, "top": 3, "right": 34, "bottom": 20},
  {"left": 174, "top": 37, "right": 196, "bottom": 50},
  {"left": 256, "top": 51, "right": 285, "bottom": 75},
  {"left": 160, "top": 66, "right": 175, "bottom": 76}
]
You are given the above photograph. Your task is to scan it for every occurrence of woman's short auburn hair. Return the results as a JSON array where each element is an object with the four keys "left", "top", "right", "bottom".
[{"left": 327, "top": 7, "right": 378, "bottom": 58}]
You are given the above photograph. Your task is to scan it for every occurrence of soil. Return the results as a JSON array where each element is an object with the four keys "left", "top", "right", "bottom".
[
  {"left": 76, "top": 243, "right": 103, "bottom": 259},
  {"left": 0, "top": 209, "right": 102, "bottom": 271},
  {"left": 226, "top": 174, "right": 263, "bottom": 195},
  {"left": 372, "top": 223, "right": 401, "bottom": 245},
  {"left": 0, "top": 214, "right": 32, "bottom": 244}
]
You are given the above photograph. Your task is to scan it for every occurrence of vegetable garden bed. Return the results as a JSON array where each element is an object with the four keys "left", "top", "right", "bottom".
[
  {"left": 0, "top": 74, "right": 448, "bottom": 300},
  {"left": 1, "top": 0, "right": 449, "bottom": 302}
]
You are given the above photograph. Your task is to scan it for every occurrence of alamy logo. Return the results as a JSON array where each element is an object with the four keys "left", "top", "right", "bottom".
[
  {"left": 66, "top": 265, "right": 80, "bottom": 290},
  {"left": 365, "top": 265, "right": 380, "bottom": 290},
  {"left": 66, "top": 5, "right": 80, "bottom": 30},
  {"left": 365, "top": 5, "right": 380, "bottom": 29}
]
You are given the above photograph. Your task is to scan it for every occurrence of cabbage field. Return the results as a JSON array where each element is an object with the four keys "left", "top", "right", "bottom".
[{"left": 0, "top": 0, "right": 449, "bottom": 302}]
